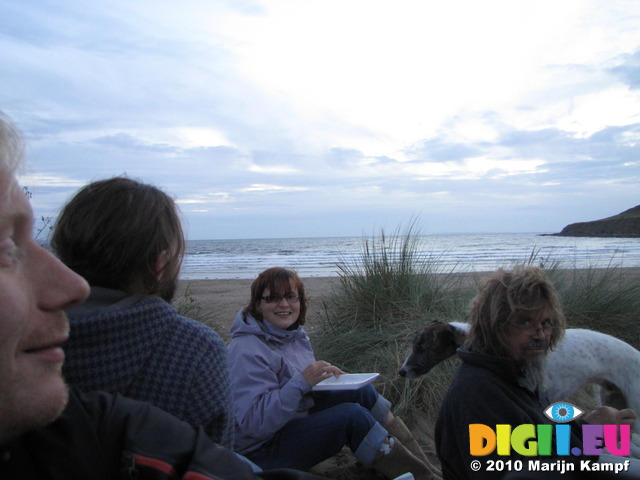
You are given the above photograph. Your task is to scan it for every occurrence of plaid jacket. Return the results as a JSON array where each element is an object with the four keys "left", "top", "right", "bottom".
[{"left": 63, "top": 289, "right": 233, "bottom": 448}]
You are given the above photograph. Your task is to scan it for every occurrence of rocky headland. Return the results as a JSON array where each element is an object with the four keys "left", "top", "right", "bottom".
[{"left": 551, "top": 205, "right": 640, "bottom": 237}]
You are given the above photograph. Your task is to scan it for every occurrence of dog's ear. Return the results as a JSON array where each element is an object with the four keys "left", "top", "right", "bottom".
[
  {"left": 425, "top": 325, "right": 441, "bottom": 344},
  {"left": 435, "top": 329, "right": 460, "bottom": 353},
  {"left": 423, "top": 326, "right": 448, "bottom": 354},
  {"left": 451, "top": 325, "right": 467, "bottom": 348},
  {"left": 445, "top": 329, "right": 457, "bottom": 347}
]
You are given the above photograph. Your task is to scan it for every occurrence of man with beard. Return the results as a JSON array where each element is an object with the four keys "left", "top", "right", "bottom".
[
  {"left": 51, "top": 177, "right": 234, "bottom": 448},
  {"left": 434, "top": 266, "right": 636, "bottom": 480}
]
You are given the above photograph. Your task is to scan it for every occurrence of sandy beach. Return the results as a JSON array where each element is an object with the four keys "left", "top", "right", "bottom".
[
  {"left": 176, "top": 267, "right": 640, "bottom": 342},
  {"left": 176, "top": 276, "right": 342, "bottom": 341}
]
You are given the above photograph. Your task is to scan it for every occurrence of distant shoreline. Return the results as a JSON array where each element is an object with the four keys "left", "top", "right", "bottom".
[
  {"left": 176, "top": 266, "right": 640, "bottom": 341},
  {"left": 180, "top": 233, "right": 640, "bottom": 282},
  {"left": 540, "top": 233, "right": 640, "bottom": 238}
]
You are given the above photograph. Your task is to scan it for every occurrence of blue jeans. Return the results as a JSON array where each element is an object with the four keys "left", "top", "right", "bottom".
[{"left": 246, "top": 384, "right": 391, "bottom": 471}]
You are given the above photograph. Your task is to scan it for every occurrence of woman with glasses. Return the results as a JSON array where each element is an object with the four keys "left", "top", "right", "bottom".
[{"left": 228, "top": 267, "right": 439, "bottom": 480}]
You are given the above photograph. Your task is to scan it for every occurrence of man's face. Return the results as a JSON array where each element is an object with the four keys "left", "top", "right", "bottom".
[
  {"left": 0, "top": 173, "right": 89, "bottom": 442},
  {"left": 503, "top": 306, "right": 554, "bottom": 364}
]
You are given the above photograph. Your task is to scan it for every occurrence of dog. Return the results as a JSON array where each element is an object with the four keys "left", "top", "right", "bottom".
[{"left": 399, "top": 320, "right": 640, "bottom": 433}]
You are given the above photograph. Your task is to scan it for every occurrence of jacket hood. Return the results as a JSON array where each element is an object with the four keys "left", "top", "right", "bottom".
[
  {"left": 230, "top": 308, "right": 309, "bottom": 346},
  {"left": 458, "top": 345, "right": 521, "bottom": 378},
  {"left": 457, "top": 345, "right": 538, "bottom": 392}
]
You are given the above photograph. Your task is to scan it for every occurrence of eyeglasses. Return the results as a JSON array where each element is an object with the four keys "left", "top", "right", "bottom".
[
  {"left": 260, "top": 294, "right": 301, "bottom": 304},
  {"left": 508, "top": 317, "right": 557, "bottom": 335}
]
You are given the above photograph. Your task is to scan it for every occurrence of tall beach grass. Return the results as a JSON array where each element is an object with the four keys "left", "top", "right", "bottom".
[
  {"left": 313, "top": 224, "right": 474, "bottom": 428},
  {"left": 311, "top": 227, "right": 640, "bottom": 440}
]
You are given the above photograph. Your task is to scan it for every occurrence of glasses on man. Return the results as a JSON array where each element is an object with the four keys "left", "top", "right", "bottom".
[
  {"left": 260, "top": 294, "right": 301, "bottom": 304},
  {"left": 508, "top": 317, "right": 557, "bottom": 335}
]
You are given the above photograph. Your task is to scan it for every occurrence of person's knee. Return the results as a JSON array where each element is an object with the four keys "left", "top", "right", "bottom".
[
  {"left": 332, "top": 403, "right": 377, "bottom": 431},
  {"left": 333, "top": 402, "right": 366, "bottom": 415},
  {"left": 357, "top": 384, "right": 379, "bottom": 405}
]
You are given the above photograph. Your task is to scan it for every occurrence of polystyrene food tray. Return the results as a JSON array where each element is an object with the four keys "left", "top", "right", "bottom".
[{"left": 312, "top": 373, "right": 380, "bottom": 391}]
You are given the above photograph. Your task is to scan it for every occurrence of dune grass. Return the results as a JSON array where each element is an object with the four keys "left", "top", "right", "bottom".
[
  {"left": 547, "top": 261, "right": 640, "bottom": 348},
  {"left": 311, "top": 228, "right": 640, "bottom": 433},
  {"left": 313, "top": 225, "right": 474, "bottom": 425},
  {"left": 174, "top": 282, "right": 218, "bottom": 329}
]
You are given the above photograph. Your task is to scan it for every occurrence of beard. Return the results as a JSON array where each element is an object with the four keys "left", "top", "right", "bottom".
[
  {"left": 0, "top": 378, "right": 69, "bottom": 445},
  {"left": 519, "top": 355, "right": 548, "bottom": 392},
  {"left": 157, "top": 276, "right": 177, "bottom": 303}
]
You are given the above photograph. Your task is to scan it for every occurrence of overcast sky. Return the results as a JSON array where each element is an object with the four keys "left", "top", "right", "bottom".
[{"left": 2, "top": 0, "right": 639, "bottom": 240}]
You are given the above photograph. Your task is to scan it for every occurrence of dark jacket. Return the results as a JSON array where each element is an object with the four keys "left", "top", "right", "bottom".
[
  {"left": 435, "top": 346, "right": 586, "bottom": 480},
  {"left": 0, "top": 389, "right": 327, "bottom": 480}
]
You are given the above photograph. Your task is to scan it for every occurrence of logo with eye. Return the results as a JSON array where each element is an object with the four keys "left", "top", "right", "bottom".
[{"left": 544, "top": 402, "right": 584, "bottom": 423}]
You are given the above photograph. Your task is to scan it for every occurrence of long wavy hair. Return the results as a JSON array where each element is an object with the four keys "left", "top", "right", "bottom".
[{"left": 467, "top": 265, "right": 566, "bottom": 358}]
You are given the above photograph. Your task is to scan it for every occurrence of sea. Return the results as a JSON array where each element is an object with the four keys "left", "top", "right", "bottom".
[{"left": 180, "top": 233, "right": 640, "bottom": 280}]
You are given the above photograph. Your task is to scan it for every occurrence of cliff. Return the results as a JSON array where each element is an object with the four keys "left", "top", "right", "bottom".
[{"left": 554, "top": 205, "right": 640, "bottom": 238}]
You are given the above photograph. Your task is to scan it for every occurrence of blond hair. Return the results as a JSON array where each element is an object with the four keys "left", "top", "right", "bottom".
[{"left": 0, "top": 112, "right": 24, "bottom": 175}]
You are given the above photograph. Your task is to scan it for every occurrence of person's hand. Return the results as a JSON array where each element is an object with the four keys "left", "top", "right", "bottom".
[
  {"left": 585, "top": 406, "right": 637, "bottom": 428},
  {"left": 616, "top": 408, "right": 637, "bottom": 427},
  {"left": 302, "top": 361, "right": 345, "bottom": 387}
]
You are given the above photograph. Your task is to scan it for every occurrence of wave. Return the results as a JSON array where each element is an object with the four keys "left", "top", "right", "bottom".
[{"left": 179, "top": 233, "right": 640, "bottom": 280}]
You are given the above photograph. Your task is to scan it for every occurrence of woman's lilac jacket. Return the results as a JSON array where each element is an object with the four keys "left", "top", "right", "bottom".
[{"left": 227, "top": 309, "right": 316, "bottom": 454}]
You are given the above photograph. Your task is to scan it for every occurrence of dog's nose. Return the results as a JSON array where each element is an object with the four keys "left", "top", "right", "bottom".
[{"left": 398, "top": 368, "right": 407, "bottom": 377}]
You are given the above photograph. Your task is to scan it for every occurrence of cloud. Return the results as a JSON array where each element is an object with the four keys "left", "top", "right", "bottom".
[
  {"left": 2, "top": 0, "right": 640, "bottom": 239},
  {"left": 610, "top": 49, "right": 640, "bottom": 90},
  {"left": 239, "top": 184, "right": 308, "bottom": 193},
  {"left": 18, "top": 173, "right": 87, "bottom": 188}
]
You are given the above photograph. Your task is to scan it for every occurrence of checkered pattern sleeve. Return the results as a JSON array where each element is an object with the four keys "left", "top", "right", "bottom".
[
  {"left": 63, "top": 297, "right": 234, "bottom": 449},
  {"left": 172, "top": 317, "right": 234, "bottom": 447}
]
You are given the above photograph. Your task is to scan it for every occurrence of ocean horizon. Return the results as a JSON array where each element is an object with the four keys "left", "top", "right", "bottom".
[{"left": 180, "top": 233, "right": 640, "bottom": 280}]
